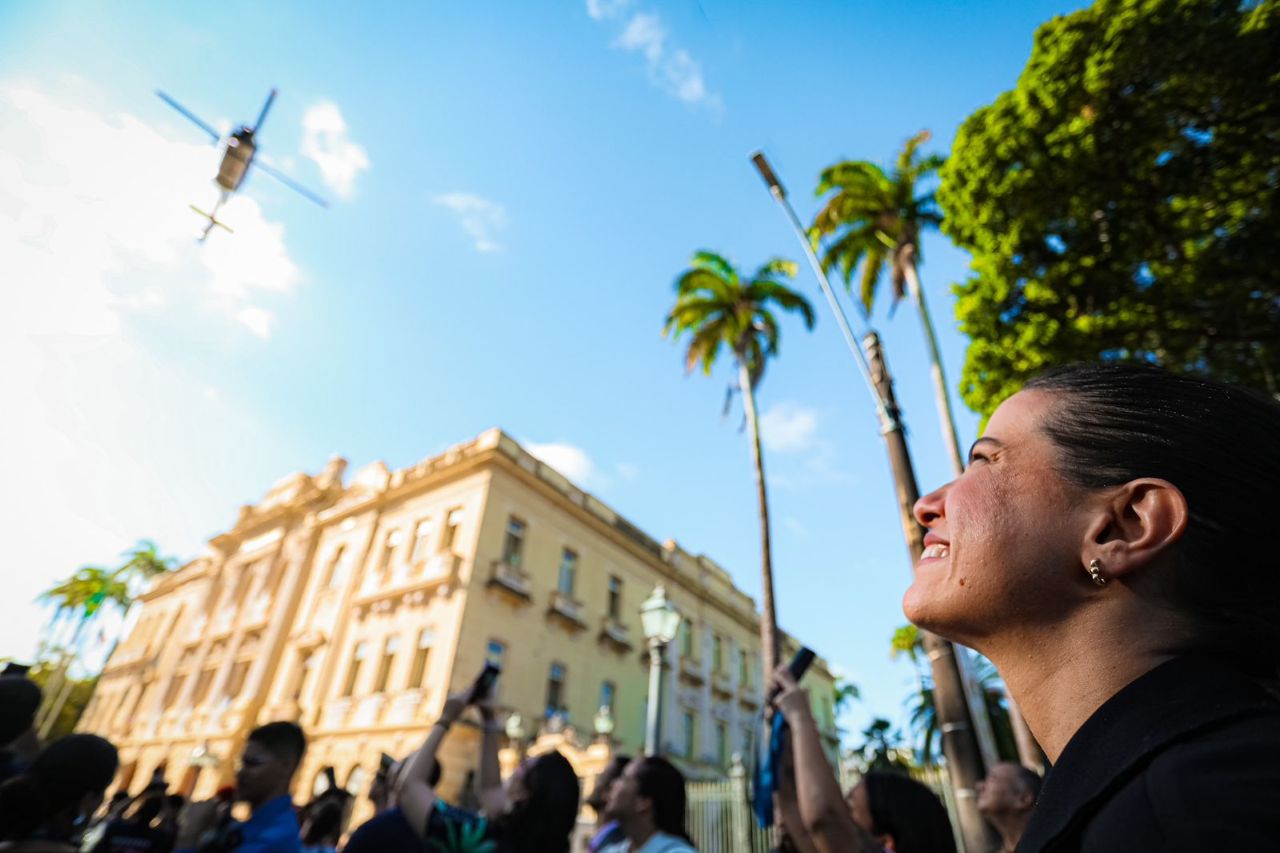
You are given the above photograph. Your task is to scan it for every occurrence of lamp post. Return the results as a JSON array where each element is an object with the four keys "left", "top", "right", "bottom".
[{"left": 640, "top": 584, "right": 681, "bottom": 757}]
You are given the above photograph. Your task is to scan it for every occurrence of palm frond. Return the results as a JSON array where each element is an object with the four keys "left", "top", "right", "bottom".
[{"left": 689, "top": 251, "right": 739, "bottom": 286}]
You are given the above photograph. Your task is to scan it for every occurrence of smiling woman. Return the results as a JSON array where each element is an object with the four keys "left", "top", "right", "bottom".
[{"left": 905, "top": 363, "right": 1280, "bottom": 851}]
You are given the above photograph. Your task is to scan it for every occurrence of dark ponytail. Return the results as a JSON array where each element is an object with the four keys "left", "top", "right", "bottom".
[
  {"left": 0, "top": 734, "right": 118, "bottom": 841},
  {"left": 1024, "top": 363, "right": 1280, "bottom": 673}
]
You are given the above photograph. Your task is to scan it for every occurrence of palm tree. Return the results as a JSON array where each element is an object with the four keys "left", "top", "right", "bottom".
[
  {"left": 810, "top": 131, "right": 965, "bottom": 475},
  {"left": 664, "top": 251, "right": 815, "bottom": 678},
  {"left": 36, "top": 540, "right": 177, "bottom": 736},
  {"left": 855, "top": 718, "right": 912, "bottom": 773}
]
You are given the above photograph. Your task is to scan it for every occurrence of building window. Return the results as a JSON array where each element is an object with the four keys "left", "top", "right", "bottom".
[
  {"left": 712, "top": 634, "right": 724, "bottom": 673},
  {"left": 378, "top": 530, "right": 402, "bottom": 575},
  {"left": 408, "top": 629, "right": 435, "bottom": 689},
  {"left": 162, "top": 674, "right": 187, "bottom": 709},
  {"left": 410, "top": 519, "right": 432, "bottom": 565},
  {"left": 680, "top": 620, "right": 694, "bottom": 659},
  {"left": 192, "top": 667, "right": 216, "bottom": 706},
  {"left": 716, "top": 722, "right": 728, "bottom": 766},
  {"left": 502, "top": 517, "right": 526, "bottom": 567},
  {"left": 546, "top": 662, "right": 566, "bottom": 718},
  {"left": 224, "top": 660, "right": 250, "bottom": 699},
  {"left": 607, "top": 576, "right": 622, "bottom": 620},
  {"left": 682, "top": 711, "right": 695, "bottom": 758},
  {"left": 343, "top": 642, "right": 370, "bottom": 697},
  {"left": 441, "top": 508, "right": 464, "bottom": 553},
  {"left": 374, "top": 636, "right": 399, "bottom": 693},
  {"left": 557, "top": 549, "right": 578, "bottom": 596},
  {"left": 738, "top": 649, "right": 748, "bottom": 685},
  {"left": 599, "top": 680, "right": 616, "bottom": 712},
  {"left": 323, "top": 546, "right": 346, "bottom": 588}
]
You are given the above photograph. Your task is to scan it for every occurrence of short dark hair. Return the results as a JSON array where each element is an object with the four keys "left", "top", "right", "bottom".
[
  {"left": 1008, "top": 764, "right": 1042, "bottom": 801},
  {"left": 247, "top": 722, "right": 306, "bottom": 767},
  {"left": 0, "top": 677, "right": 42, "bottom": 744},
  {"left": 864, "top": 771, "right": 955, "bottom": 853},
  {"left": 1024, "top": 363, "right": 1280, "bottom": 671},
  {"left": 493, "top": 751, "right": 579, "bottom": 853}
]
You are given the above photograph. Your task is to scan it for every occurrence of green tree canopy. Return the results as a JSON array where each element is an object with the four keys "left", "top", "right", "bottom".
[{"left": 940, "top": 0, "right": 1280, "bottom": 416}]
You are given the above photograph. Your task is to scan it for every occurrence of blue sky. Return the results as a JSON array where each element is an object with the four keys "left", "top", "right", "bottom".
[{"left": 0, "top": 0, "right": 1087, "bottom": 742}]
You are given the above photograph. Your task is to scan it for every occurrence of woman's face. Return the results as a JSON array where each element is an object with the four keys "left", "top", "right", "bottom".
[
  {"left": 847, "top": 781, "right": 875, "bottom": 834},
  {"left": 903, "top": 390, "right": 1093, "bottom": 647}
]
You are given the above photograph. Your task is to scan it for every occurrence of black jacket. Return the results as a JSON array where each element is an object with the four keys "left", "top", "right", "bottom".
[{"left": 1018, "top": 655, "right": 1280, "bottom": 851}]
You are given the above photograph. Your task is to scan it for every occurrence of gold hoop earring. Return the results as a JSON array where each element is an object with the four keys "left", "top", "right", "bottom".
[{"left": 1088, "top": 558, "right": 1109, "bottom": 587}]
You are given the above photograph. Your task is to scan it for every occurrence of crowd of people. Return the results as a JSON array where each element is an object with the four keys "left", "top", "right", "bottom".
[{"left": 3, "top": 363, "right": 1280, "bottom": 852}]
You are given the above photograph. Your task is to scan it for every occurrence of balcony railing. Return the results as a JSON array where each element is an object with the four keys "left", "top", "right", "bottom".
[
  {"left": 679, "top": 657, "right": 706, "bottom": 684},
  {"left": 548, "top": 591, "right": 587, "bottom": 630},
  {"left": 712, "top": 670, "right": 734, "bottom": 696},
  {"left": 487, "top": 560, "right": 533, "bottom": 602},
  {"left": 598, "top": 617, "right": 632, "bottom": 652}
]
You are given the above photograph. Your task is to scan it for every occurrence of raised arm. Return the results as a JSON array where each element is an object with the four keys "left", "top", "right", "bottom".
[
  {"left": 398, "top": 692, "right": 467, "bottom": 838},
  {"left": 472, "top": 695, "right": 508, "bottom": 817},
  {"left": 771, "top": 667, "right": 879, "bottom": 853}
]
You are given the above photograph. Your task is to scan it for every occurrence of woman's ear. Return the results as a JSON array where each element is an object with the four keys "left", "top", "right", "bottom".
[{"left": 1090, "top": 478, "right": 1189, "bottom": 579}]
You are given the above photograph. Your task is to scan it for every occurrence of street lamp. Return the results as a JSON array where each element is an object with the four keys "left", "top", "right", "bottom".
[{"left": 640, "top": 584, "right": 681, "bottom": 756}]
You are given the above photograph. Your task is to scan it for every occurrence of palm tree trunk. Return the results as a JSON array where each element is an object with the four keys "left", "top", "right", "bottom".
[
  {"left": 738, "top": 360, "right": 780, "bottom": 679},
  {"left": 903, "top": 256, "right": 1043, "bottom": 771},
  {"left": 902, "top": 256, "right": 965, "bottom": 474}
]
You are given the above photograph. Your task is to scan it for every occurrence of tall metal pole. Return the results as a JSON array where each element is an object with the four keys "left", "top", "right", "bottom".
[
  {"left": 864, "top": 332, "right": 997, "bottom": 853},
  {"left": 644, "top": 640, "right": 666, "bottom": 756}
]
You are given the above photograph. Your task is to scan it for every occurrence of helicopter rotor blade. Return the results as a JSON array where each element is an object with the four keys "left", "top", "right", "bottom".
[
  {"left": 253, "top": 158, "right": 329, "bottom": 208},
  {"left": 254, "top": 88, "right": 277, "bottom": 133},
  {"left": 155, "top": 90, "right": 221, "bottom": 144}
]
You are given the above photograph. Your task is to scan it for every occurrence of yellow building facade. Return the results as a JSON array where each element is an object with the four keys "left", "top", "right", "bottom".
[{"left": 80, "top": 429, "right": 839, "bottom": 822}]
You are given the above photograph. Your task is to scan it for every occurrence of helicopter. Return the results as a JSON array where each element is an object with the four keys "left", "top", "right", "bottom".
[{"left": 156, "top": 88, "right": 327, "bottom": 241}]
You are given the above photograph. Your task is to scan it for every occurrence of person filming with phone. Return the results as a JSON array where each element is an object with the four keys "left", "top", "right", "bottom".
[{"left": 396, "top": 660, "right": 580, "bottom": 852}]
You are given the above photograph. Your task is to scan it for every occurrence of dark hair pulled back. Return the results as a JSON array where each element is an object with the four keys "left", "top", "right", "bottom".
[
  {"left": 864, "top": 771, "right": 956, "bottom": 853},
  {"left": 492, "top": 750, "right": 579, "bottom": 853},
  {"left": 631, "top": 756, "right": 693, "bottom": 844},
  {"left": 0, "top": 733, "right": 118, "bottom": 841},
  {"left": 1023, "top": 362, "right": 1280, "bottom": 671}
]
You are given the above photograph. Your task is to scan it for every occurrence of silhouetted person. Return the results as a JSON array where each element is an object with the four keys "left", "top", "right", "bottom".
[
  {"left": 0, "top": 733, "right": 119, "bottom": 851},
  {"left": 0, "top": 675, "right": 42, "bottom": 784},
  {"left": 586, "top": 756, "right": 630, "bottom": 852}
]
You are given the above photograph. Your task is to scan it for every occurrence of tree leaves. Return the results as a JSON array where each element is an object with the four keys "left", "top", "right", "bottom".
[{"left": 940, "top": 0, "right": 1280, "bottom": 416}]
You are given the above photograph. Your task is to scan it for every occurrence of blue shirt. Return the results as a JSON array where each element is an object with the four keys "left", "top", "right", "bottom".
[{"left": 235, "top": 795, "right": 302, "bottom": 853}]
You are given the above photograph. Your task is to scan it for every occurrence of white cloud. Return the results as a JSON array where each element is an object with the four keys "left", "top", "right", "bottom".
[
  {"left": 301, "top": 101, "right": 369, "bottom": 199},
  {"left": 236, "top": 306, "right": 275, "bottom": 339},
  {"left": 0, "top": 80, "right": 299, "bottom": 342},
  {"left": 760, "top": 403, "right": 820, "bottom": 453},
  {"left": 591, "top": 7, "right": 721, "bottom": 111},
  {"left": 616, "top": 13, "right": 666, "bottom": 63},
  {"left": 433, "top": 192, "right": 508, "bottom": 253},
  {"left": 782, "top": 516, "right": 810, "bottom": 539},
  {"left": 526, "top": 442, "right": 597, "bottom": 486},
  {"left": 586, "top": 0, "right": 631, "bottom": 21}
]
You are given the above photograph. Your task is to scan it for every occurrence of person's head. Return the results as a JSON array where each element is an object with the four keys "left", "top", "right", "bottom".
[
  {"left": 976, "top": 762, "right": 1040, "bottom": 819},
  {"left": 604, "top": 756, "right": 691, "bottom": 842},
  {"left": 905, "top": 363, "right": 1280, "bottom": 672},
  {"left": 0, "top": 677, "right": 42, "bottom": 749},
  {"left": 0, "top": 733, "right": 118, "bottom": 841},
  {"left": 494, "top": 750, "right": 579, "bottom": 853},
  {"left": 847, "top": 772, "right": 955, "bottom": 853},
  {"left": 586, "top": 755, "right": 631, "bottom": 818},
  {"left": 300, "top": 797, "right": 343, "bottom": 846},
  {"left": 236, "top": 721, "right": 306, "bottom": 809},
  {"left": 126, "top": 792, "right": 165, "bottom": 826}
]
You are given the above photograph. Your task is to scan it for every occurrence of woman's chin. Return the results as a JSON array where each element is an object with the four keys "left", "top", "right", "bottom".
[{"left": 902, "top": 577, "right": 962, "bottom": 638}]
